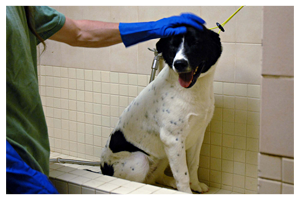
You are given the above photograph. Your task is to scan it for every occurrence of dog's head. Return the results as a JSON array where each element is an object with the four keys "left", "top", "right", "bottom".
[{"left": 156, "top": 25, "right": 222, "bottom": 88}]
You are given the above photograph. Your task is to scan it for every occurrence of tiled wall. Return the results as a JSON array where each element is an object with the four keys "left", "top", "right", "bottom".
[
  {"left": 258, "top": 6, "right": 294, "bottom": 194},
  {"left": 199, "top": 82, "right": 260, "bottom": 193},
  {"left": 39, "top": 66, "right": 151, "bottom": 160},
  {"left": 38, "top": 6, "right": 263, "bottom": 194}
]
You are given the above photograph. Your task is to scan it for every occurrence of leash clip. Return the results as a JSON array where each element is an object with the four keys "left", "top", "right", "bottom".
[{"left": 216, "top": 22, "right": 225, "bottom": 32}]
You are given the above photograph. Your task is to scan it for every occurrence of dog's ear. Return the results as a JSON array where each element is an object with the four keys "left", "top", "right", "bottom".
[
  {"left": 206, "top": 30, "right": 222, "bottom": 67},
  {"left": 209, "top": 30, "right": 221, "bottom": 48},
  {"left": 156, "top": 38, "right": 167, "bottom": 54}
]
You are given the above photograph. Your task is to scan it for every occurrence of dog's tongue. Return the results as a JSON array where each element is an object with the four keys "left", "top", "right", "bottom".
[{"left": 178, "top": 72, "right": 193, "bottom": 88}]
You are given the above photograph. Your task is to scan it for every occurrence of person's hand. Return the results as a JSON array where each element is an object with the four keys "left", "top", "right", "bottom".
[
  {"left": 119, "top": 13, "right": 206, "bottom": 47},
  {"left": 152, "top": 13, "right": 206, "bottom": 38}
]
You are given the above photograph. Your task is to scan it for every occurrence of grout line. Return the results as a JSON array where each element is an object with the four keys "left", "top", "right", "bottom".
[
  {"left": 259, "top": 152, "right": 294, "bottom": 160},
  {"left": 262, "top": 75, "right": 294, "bottom": 79}
]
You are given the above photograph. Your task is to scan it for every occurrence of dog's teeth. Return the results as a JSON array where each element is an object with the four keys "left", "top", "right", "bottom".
[{"left": 194, "top": 66, "right": 199, "bottom": 75}]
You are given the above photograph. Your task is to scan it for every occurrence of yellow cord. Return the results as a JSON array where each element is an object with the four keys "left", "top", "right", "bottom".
[{"left": 210, "top": 6, "right": 244, "bottom": 34}]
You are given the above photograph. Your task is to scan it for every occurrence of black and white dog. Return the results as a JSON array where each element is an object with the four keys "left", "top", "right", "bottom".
[{"left": 100, "top": 25, "right": 222, "bottom": 193}]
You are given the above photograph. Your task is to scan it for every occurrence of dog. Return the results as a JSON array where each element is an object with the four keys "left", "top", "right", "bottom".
[{"left": 100, "top": 25, "right": 222, "bottom": 193}]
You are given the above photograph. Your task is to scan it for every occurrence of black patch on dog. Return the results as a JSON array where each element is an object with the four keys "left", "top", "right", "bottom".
[
  {"left": 156, "top": 25, "right": 222, "bottom": 88},
  {"left": 100, "top": 162, "right": 114, "bottom": 176},
  {"left": 109, "top": 130, "right": 149, "bottom": 156}
]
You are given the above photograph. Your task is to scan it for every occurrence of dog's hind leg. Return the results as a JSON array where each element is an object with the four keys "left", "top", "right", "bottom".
[
  {"left": 145, "top": 158, "right": 175, "bottom": 187},
  {"left": 156, "top": 174, "right": 177, "bottom": 189},
  {"left": 106, "top": 151, "right": 150, "bottom": 183}
]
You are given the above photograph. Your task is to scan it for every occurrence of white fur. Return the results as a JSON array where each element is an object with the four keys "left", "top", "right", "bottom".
[
  {"left": 172, "top": 37, "right": 190, "bottom": 73},
  {"left": 100, "top": 53, "right": 217, "bottom": 194}
]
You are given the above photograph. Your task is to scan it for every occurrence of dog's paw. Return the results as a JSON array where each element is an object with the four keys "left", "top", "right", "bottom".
[{"left": 190, "top": 182, "right": 209, "bottom": 193}]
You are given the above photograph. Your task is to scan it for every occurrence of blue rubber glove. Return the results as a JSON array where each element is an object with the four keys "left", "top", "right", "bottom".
[
  {"left": 119, "top": 13, "right": 205, "bottom": 47},
  {"left": 6, "top": 140, "right": 59, "bottom": 194}
]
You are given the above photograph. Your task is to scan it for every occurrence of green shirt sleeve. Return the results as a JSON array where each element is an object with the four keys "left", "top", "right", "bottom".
[{"left": 33, "top": 6, "right": 66, "bottom": 42}]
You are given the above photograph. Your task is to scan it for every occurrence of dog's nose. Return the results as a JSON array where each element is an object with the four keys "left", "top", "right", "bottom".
[{"left": 174, "top": 59, "right": 188, "bottom": 72}]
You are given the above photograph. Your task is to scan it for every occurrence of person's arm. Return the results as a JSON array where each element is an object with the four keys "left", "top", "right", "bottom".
[
  {"left": 49, "top": 16, "right": 122, "bottom": 48},
  {"left": 50, "top": 13, "right": 205, "bottom": 48}
]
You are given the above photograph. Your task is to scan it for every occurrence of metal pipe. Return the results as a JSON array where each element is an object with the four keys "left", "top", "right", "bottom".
[
  {"left": 50, "top": 157, "right": 100, "bottom": 166},
  {"left": 148, "top": 48, "right": 163, "bottom": 83}
]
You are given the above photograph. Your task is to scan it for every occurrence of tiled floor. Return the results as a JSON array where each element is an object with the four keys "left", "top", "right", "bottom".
[{"left": 50, "top": 152, "right": 235, "bottom": 194}]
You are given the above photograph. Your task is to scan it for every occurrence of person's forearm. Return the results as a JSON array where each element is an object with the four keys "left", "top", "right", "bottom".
[
  {"left": 72, "top": 20, "right": 122, "bottom": 47},
  {"left": 50, "top": 17, "right": 122, "bottom": 48}
]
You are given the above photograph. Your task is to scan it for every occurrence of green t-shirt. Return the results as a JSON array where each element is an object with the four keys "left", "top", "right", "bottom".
[{"left": 6, "top": 6, "right": 65, "bottom": 176}]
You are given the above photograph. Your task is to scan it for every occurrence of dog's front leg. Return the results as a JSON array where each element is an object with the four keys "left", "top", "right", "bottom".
[
  {"left": 160, "top": 130, "right": 192, "bottom": 194},
  {"left": 186, "top": 135, "right": 209, "bottom": 193}
]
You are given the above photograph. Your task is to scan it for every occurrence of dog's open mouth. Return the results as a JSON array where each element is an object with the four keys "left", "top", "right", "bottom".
[{"left": 178, "top": 66, "right": 200, "bottom": 88}]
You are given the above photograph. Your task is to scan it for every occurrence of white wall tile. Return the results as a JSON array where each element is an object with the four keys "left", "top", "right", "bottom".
[
  {"left": 261, "top": 77, "right": 293, "bottom": 157},
  {"left": 54, "top": 180, "right": 68, "bottom": 194},
  {"left": 128, "top": 74, "right": 138, "bottom": 85},
  {"left": 76, "top": 69, "right": 85, "bottom": 80},
  {"left": 101, "top": 83, "right": 110, "bottom": 94},
  {"left": 234, "top": 162, "right": 245, "bottom": 176},
  {"left": 60, "top": 68, "right": 68, "bottom": 78},
  {"left": 258, "top": 178, "right": 281, "bottom": 194},
  {"left": 119, "top": 85, "right": 128, "bottom": 96},
  {"left": 235, "top": 84, "right": 248, "bottom": 97},
  {"left": 282, "top": 158, "right": 294, "bottom": 184},
  {"left": 68, "top": 183, "right": 81, "bottom": 194},
  {"left": 258, "top": 153, "right": 281, "bottom": 181},
  {"left": 85, "top": 70, "right": 93, "bottom": 81},
  {"left": 84, "top": 91, "right": 93, "bottom": 103},
  {"left": 234, "top": 149, "right": 245, "bottom": 163},
  {"left": 235, "top": 44, "right": 262, "bottom": 85},
  {"left": 93, "top": 82, "right": 101, "bottom": 93},
  {"left": 85, "top": 102, "right": 93, "bottom": 114},
  {"left": 93, "top": 70, "right": 101, "bottom": 81},
  {"left": 94, "top": 114, "right": 102, "bottom": 126},
  {"left": 214, "top": 43, "right": 236, "bottom": 82},
  {"left": 282, "top": 183, "right": 294, "bottom": 194},
  {"left": 235, "top": 97, "right": 247, "bottom": 110},
  {"left": 76, "top": 90, "right": 87, "bottom": 101},
  {"left": 213, "top": 82, "right": 223, "bottom": 94},
  {"left": 93, "top": 93, "right": 101, "bottom": 104},
  {"left": 223, "top": 96, "right": 235, "bottom": 109},
  {"left": 110, "top": 84, "right": 119, "bottom": 95},
  {"left": 110, "top": 72, "right": 119, "bottom": 83},
  {"left": 245, "top": 177, "right": 257, "bottom": 191},
  {"left": 247, "top": 85, "right": 261, "bottom": 98},
  {"left": 82, "top": 186, "right": 96, "bottom": 194},
  {"left": 68, "top": 68, "right": 76, "bottom": 79},
  {"left": 60, "top": 77, "right": 69, "bottom": 88},
  {"left": 223, "top": 83, "right": 235, "bottom": 96},
  {"left": 246, "top": 164, "right": 258, "bottom": 178},
  {"left": 85, "top": 81, "right": 93, "bottom": 91}
]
